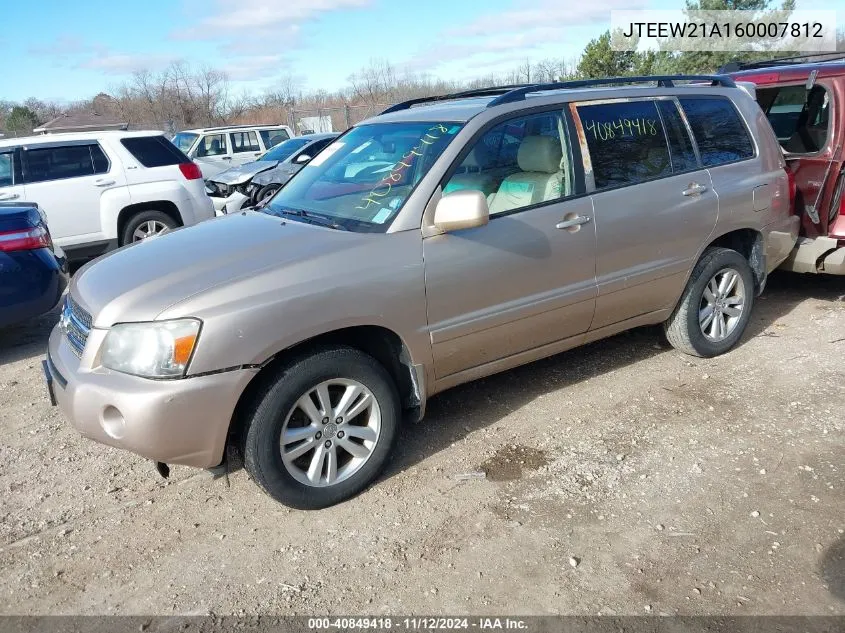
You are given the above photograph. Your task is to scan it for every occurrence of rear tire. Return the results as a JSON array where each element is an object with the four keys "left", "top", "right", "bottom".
[
  {"left": 664, "top": 247, "right": 755, "bottom": 358},
  {"left": 242, "top": 346, "right": 400, "bottom": 509},
  {"left": 120, "top": 210, "right": 177, "bottom": 246}
]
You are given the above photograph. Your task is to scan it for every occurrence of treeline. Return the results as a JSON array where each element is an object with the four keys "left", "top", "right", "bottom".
[{"left": 2, "top": 8, "right": 842, "bottom": 136}]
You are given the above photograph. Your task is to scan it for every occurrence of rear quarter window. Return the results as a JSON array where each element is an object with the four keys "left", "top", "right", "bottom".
[
  {"left": 679, "top": 97, "right": 755, "bottom": 167},
  {"left": 120, "top": 136, "right": 191, "bottom": 168}
]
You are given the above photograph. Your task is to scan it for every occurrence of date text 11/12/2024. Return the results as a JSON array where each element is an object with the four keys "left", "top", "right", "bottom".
[{"left": 307, "top": 618, "right": 528, "bottom": 630}]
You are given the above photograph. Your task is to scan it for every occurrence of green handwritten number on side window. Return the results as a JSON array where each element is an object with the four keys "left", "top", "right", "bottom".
[{"left": 583, "top": 117, "right": 659, "bottom": 141}]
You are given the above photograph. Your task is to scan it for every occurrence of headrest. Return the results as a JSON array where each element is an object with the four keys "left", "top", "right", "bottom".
[{"left": 517, "top": 136, "right": 562, "bottom": 174}]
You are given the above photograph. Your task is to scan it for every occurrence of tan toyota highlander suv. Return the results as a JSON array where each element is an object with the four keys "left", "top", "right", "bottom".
[{"left": 45, "top": 76, "right": 798, "bottom": 509}]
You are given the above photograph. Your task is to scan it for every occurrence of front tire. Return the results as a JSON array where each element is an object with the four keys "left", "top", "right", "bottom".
[
  {"left": 242, "top": 346, "right": 400, "bottom": 509},
  {"left": 664, "top": 247, "right": 755, "bottom": 358},
  {"left": 256, "top": 184, "right": 280, "bottom": 205}
]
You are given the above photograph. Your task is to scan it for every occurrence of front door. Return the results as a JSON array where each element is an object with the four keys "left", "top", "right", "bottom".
[
  {"left": 423, "top": 109, "right": 597, "bottom": 381},
  {"left": 0, "top": 149, "right": 25, "bottom": 205}
]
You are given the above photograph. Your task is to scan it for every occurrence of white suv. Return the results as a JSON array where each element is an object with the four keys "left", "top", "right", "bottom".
[
  {"left": 0, "top": 131, "right": 214, "bottom": 260},
  {"left": 170, "top": 124, "right": 295, "bottom": 178}
]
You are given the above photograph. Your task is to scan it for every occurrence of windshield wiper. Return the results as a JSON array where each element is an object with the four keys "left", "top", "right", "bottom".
[{"left": 275, "top": 207, "right": 347, "bottom": 231}]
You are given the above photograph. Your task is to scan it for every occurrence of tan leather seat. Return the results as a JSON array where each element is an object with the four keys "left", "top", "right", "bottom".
[
  {"left": 443, "top": 146, "right": 498, "bottom": 197},
  {"left": 488, "top": 136, "right": 563, "bottom": 215}
]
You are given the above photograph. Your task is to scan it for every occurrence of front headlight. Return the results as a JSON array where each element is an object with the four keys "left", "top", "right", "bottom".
[{"left": 101, "top": 319, "right": 201, "bottom": 379}]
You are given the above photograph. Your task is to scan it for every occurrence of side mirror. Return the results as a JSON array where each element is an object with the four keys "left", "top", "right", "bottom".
[
  {"left": 433, "top": 190, "right": 489, "bottom": 233},
  {"left": 295, "top": 154, "right": 312, "bottom": 164}
]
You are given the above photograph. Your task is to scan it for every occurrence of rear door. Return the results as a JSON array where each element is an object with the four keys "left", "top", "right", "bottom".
[
  {"left": 229, "top": 131, "right": 263, "bottom": 165},
  {"left": 0, "top": 148, "right": 25, "bottom": 204},
  {"left": 573, "top": 97, "right": 719, "bottom": 330},
  {"left": 21, "top": 141, "right": 126, "bottom": 246}
]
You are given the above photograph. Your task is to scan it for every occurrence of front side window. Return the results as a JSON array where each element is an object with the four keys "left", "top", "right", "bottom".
[
  {"left": 230, "top": 131, "right": 261, "bottom": 153},
  {"left": 195, "top": 134, "right": 227, "bottom": 157},
  {"left": 443, "top": 111, "right": 575, "bottom": 216},
  {"left": 265, "top": 121, "right": 463, "bottom": 232},
  {"left": 260, "top": 129, "right": 290, "bottom": 148},
  {"left": 758, "top": 84, "right": 829, "bottom": 154},
  {"left": 171, "top": 132, "right": 198, "bottom": 154},
  {"left": 577, "top": 100, "right": 672, "bottom": 190},
  {"left": 24, "top": 145, "right": 97, "bottom": 183},
  {"left": 0, "top": 152, "right": 14, "bottom": 187},
  {"left": 679, "top": 97, "right": 754, "bottom": 167}
]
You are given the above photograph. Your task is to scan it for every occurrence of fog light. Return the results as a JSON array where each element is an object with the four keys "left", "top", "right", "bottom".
[{"left": 101, "top": 406, "right": 126, "bottom": 439}]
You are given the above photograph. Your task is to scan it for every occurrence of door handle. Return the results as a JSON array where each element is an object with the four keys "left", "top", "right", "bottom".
[
  {"left": 682, "top": 183, "right": 708, "bottom": 196},
  {"left": 94, "top": 179, "right": 115, "bottom": 187},
  {"left": 222, "top": 156, "right": 232, "bottom": 160},
  {"left": 0, "top": 193, "right": 19, "bottom": 200},
  {"left": 556, "top": 215, "right": 592, "bottom": 230}
]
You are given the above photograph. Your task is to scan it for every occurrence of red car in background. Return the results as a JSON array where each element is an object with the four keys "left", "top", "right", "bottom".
[{"left": 724, "top": 57, "right": 845, "bottom": 274}]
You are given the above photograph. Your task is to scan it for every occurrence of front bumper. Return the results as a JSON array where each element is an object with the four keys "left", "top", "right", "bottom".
[
  {"left": 210, "top": 191, "right": 250, "bottom": 216},
  {"left": 46, "top": 326, "right": 257, "bottom": 469}
]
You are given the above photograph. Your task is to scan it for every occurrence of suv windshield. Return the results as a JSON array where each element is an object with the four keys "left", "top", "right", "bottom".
[
  {"left": 262, "top": 137, "right": 313, "bottom": 162},
  {"left": 264, "top": 122, "right": 463, "bottom": 232},
  {"left": 171, "top": 132, "right": 199, "bottom": 154}
]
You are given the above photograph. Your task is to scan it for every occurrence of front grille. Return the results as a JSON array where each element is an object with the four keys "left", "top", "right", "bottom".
[{"left": 63, "top": 295, "right": 92, "bottom": 358}]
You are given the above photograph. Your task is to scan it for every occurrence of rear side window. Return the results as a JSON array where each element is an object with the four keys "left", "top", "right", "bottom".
[
  {"left": 24, "top": 144, "right": 106, "bottom": 183},
  {"left": 230, "top": 131, "right": 261, "bottom": 153},
  {"left": 679, "top": 98, "right": 754, "bottom": 167},
  {"left": 260, "top": 129, "right": 290, "bottom": 148},
  {"left": 91, "top": 144, "right": 110, "bottom": 174},
  {"left": 577, "top": 100, "right": 672, "bottom": 190},
  {"left": 121, "top": 136, "right": 190, "bottom": 167},
  {"left": 656, "top": 100, "right": 698, "bottom": 172},
  {"left": 0, "top": 152, "right": 15, "bottom": 187}
]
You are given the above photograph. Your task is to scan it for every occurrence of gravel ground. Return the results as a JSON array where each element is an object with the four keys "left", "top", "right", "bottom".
[{"left": 0, "top": 271, "right": 843, "bottom": 616}]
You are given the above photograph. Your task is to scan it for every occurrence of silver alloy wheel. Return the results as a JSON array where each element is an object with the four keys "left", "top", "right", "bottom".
[
  {"left": 280, "top": 378, "right": 381, "bottom": 487},
  {"left": 132, "top": 220, "right": 170, "bottom": 241},
  {"left": 699, "top": 267, "right": 746, "bottom": 342},
  {"left": 259, "top": 186, "right": 279, "bottom": 202}
]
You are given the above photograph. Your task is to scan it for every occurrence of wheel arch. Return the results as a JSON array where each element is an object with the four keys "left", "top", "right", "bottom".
[
  {"left": 705, "top": 227, "right": 766, "bottom": 295},
  {"left": 117, "top": 201, "right": 184, "bottom": 245},
  {"left": 227, "top": 325, "right": 424, "bottom": 452}
]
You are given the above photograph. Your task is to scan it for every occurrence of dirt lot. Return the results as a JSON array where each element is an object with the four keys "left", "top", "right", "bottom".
[{"left": 0, "top": 272, "right": 843, "bottom": 616}]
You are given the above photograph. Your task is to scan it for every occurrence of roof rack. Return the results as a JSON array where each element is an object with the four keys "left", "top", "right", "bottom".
[
  {"left": 719, "top": 53, "right": 845, "bottom": 73},
  {"left": 487, "top": 75, "right": 736, "bottom": 107},
  {"left": 380, "top": 85, "right": 531, "bottom": 114},
  {"left": 201, "top": 123, "right": 284, "bottom": 132}
]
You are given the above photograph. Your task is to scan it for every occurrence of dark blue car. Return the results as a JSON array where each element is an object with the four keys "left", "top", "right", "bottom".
[{"left": 0, "top": 202, "right": 67, "bottom": 328}]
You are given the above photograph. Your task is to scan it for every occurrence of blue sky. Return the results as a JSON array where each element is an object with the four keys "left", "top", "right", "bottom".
[{"left": 1, "top": 0, "right": 840, "bottom": 103}]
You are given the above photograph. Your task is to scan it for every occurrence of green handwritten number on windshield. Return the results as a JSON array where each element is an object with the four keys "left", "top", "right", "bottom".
[{"left": 355, "top": 125, "right": 447, "bottom": 212}]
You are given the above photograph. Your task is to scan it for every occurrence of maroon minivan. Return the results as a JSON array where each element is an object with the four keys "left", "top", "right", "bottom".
[{"left": 726, "top": 59, "right": 845, "bottom": 274}]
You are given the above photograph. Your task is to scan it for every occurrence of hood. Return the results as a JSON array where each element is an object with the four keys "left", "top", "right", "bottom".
[
  {"left": 252, "top": 163, "right": 303, "bottom": 187},
  {"left": 207, "top": 160, "right": 278, "bottom": 185},
  {"left": 71, "top": 212, "right": 372, "bottom": 328}
]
